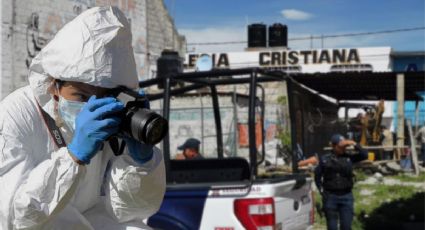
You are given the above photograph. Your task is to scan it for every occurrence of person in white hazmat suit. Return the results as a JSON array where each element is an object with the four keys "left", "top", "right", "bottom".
[{"left": 0, "top": 6, "right": 165, "bottom": 230}]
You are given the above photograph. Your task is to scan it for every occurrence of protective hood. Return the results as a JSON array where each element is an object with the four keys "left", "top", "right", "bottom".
[{"left": 28, "top": 6, "right": 138, "bottom": 108}]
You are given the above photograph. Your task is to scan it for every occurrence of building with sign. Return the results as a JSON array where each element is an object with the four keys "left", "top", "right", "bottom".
[
  {"left": 184, "top": 47, "right": 392, "bottom": 73},
  {"left": 183, "top": 47, "right": 425, "bottom": 128}
]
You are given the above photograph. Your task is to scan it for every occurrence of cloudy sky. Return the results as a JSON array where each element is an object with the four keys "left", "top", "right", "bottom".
[{"left": 164, "top": 0, "right": 425, "bottom": 53}]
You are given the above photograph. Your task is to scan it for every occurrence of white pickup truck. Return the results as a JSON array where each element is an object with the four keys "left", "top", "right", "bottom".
[
  {"left": 141, "top": 67, "right": 314, "bottom": 230},
  {"left": 148, "top": 158, "right": 314, "bottom": 230}
]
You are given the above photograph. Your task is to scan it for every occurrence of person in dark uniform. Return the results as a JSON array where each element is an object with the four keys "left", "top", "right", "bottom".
[
  {"left": 177, "top": 138, "right": 203, "bottom": 160},
  {"left": 315, "top": 134, "right": 368, "bottom": 230}
]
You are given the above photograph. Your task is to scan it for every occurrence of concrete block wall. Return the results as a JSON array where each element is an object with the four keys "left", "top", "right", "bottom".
[
  {"left": 0, "top": 0, "right": 185, "bottom": 99},
  {"left": 145, "top": 0, "right": 185, "bottom": 79},
  {"left": 153, "top": 82, "right": 290, "bottom": 159}
]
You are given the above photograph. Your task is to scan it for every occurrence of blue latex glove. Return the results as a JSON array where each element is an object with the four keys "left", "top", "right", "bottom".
[
  {"left": 124, "top": 137, "right": 154, "bottom": 164},
  {"left": 124, "top": 89, "right": 154, "bottom": 164},
  {"left": 68, "top": 96, "right": 124, "bottom": 164}
]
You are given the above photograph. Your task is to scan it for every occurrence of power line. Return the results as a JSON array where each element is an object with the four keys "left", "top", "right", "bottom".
[
  {"left": 296, "top": 27, "right": 425, "bottom": 40},
  {"left": 186, "top": 26, "right": 425, "bottom": 46}
]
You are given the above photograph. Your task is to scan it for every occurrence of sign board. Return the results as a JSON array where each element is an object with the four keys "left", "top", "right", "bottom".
[
  {"left": 184, "top": 47, "right": 392, "bottom": 73},
  {"left": 392, "top": 54, "right": 425, "bottom": 72}
]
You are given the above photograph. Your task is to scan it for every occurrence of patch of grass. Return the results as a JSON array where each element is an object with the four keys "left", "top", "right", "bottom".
[
  {"left": 313, "top": 191, "right": 326, "bottom": 229},
  {"left": 390, "top": 172, "right": 425, "bottom": 183},
  {"left": 353, "top": 184, "right": 416, "bottom": 214},
  {"left": 353, "top": 169, "right": 368, "bottom": 182}
]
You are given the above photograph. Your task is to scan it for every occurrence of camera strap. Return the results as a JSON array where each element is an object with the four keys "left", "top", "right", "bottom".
[
  {"left": 35, "top": 100, "right": 125, "bottom": 154},
  {"left": 108, "top": 137, "right": 126, "bottom": 156},
  {"left": 36, "top": 102, "right": 67, "bottom": 148}
]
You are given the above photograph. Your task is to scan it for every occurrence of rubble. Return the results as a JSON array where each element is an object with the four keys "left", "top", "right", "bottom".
[
  {"left": 386, "top": 162, "right": 402, "bottom": 172},
  {"left": 362, "top": 176, "right": 380, "bottom": 184},
  {"left": 355, "top": 160, "right": 404, "bottom": 175},
  {"left": 360, "top": 188, "right": 375, "bottom": 196},
  {"left": 359, "top": 177, "right": 425, "bottom": 189},
  {"left": 373, "top": 172, "right": 384, "bottom": 182}
]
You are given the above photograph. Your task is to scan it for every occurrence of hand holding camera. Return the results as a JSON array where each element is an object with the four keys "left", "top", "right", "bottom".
[
  {"left": 119, "top": 89, "right": 161, "bottom": 164},
  {"left": 114, "top": 87, "right": 168, "bottom": 146},
  {"left": 68, "top": 88, "right": 168, "bottom": 165},
  {"left": 68, "top": 96, "right": 124, "bottom": 164}
]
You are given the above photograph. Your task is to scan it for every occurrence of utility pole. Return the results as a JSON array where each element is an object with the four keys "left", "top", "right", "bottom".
[
  {"left": 396, "top": 73, "right": 405, "bottom": 160},
  {"left": 407, "top": 120, "right": 419, "bottom": 176}
]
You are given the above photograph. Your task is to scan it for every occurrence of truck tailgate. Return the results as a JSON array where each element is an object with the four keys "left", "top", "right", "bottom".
[
  {"left": 199, "top": 176, "right": 313, "bottom": 230},
  {"left": 149, "top": 175, "right": 313, "bottom": 230}
]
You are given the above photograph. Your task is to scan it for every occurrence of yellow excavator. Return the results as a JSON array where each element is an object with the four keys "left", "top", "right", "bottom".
[{"left": 352, "top": 100, "right": 385, "bottom": 146}]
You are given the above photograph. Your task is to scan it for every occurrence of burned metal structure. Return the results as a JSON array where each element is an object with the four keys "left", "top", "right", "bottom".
[{"left": 139, "top": 65, "right": 425, "bottom": 176}]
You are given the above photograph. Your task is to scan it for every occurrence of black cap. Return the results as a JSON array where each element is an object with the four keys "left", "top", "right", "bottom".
[
  {"left": 331, "top": 134, "right": 345, "bottom": 145},
  {"left": 178, "top": 138, "right": 201, "bottom": 150}
]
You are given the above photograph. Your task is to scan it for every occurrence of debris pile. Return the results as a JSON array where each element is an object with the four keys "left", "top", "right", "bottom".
[{"left": 355, "top": 160, "right": 424, "bottom": 175}]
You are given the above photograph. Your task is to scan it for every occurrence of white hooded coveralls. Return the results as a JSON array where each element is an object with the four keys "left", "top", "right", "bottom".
[{"left": 0, "top": 6, "right": 165, "bottom": 230}]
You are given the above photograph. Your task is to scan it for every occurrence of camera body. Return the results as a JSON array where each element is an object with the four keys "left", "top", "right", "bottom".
[{"left": 115, "top": 87, "right": 168, "bottom": 146}]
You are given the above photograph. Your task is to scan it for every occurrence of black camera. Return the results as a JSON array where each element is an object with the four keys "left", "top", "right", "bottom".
[{"left": 115, "top": 87, "right": 168, "bottom": 146}]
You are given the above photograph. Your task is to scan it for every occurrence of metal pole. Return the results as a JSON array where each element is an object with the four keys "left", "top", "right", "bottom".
[
  {"left": 257, "top": 84, "right": 266, "bottom": 166},
  {"left": 407, "top": 120, "right": 420, "bottom": 176},
  {"left": 163, "top": 77, "right": 171, "bottom": 181},
  {"left": 211, "top": 86, "right": 224, "bottom": 158},
  {"left": 200, "top": 92, "right": 205, "bottom": 154},
  {"left": 233, "top": 86, "right": 239, "bottom": 157},
  {"left": 287, "top": 79, "right": 299, "bottom": 173},
  {"left": 248, "top": 71, "right": 258, "bottom": 176},
  {"left": 396, "top": 73, "right": 405, "bottom": 160}
]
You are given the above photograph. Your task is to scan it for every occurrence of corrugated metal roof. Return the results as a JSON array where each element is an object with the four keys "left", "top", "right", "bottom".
[
  {"left": 290, "top": 71, "right": 425, "bottom": 101},
  {"left": 391, "top": 51, "right": 425, "bottom": 57}
]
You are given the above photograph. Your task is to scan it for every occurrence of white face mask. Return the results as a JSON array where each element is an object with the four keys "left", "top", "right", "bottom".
[{"left": 58, "top": 96, "right": 86, "bottom": 132}]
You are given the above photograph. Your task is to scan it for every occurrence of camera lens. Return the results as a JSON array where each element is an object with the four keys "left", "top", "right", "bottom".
[
  {"left": 145, "top": 116, "right": 168, "bottom": 144},
  {"left": 126, "top": 107, "right": 168, "bottom": 145}
]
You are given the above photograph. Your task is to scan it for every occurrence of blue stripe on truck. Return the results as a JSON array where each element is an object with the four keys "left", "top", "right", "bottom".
[{"left": 148, "top": 189, "right": 209, "bottom": 230}]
